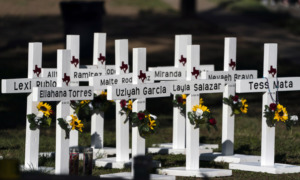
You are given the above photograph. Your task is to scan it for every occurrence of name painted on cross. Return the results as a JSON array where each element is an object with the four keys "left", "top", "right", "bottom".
[
  {"left": 32, "top": 86, "right": 94, "bottom": 101},
  {"left": 149, "top": 65, "right": 215, "bottom": 81},
  {"left": 107, "top": 83, "right": 170, "bottom": 100},
  {"left": 90, "top": 72, "right": 154, "bottom": 90},
  {"left": 202, "top": 70, "right": 257, "bottom": 83},
  {"left": 41, "top": 65, "right": 116, "bottom": 78},
  {"left": 2, "top": 78, "right": 57, "bottom": 93},
  {"left": 170, "top": 79, "right": 225, "bottom": 94},
  {"left": 148, "top": 67, "right": 185, "bottom": 80},
  {"left": 236, "top": 77, "right": 300, "bottom": 93}
]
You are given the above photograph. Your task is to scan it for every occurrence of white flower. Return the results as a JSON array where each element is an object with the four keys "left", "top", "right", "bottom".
[
  {"left": 150, "top": 114, "right": 157, "bottom": 120},
  {"left": 66, "top": 115, "right": 72, "bottom": 122},
  {"left": 196, "top": 109, "right": 203, "bottom": 117},
  {"left": 89, "top": 103, "right": 93, "bottom": 110},
  {"left": 66, "top": 115, "right": 73, "bottom": 129},
  {"left": 233, "top": 101, "right": 237, "bottom": 104},
  {"left": 290, "top": 115, "right": 298, "bottom": 121},
  {"left": 36, "top": 111, "right": 44, "bottom": 118}
]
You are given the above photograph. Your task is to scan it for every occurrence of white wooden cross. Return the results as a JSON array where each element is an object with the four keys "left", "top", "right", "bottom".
[
  {"left": 1, "top": 43, "right": 57, "bottom": 170},
  {"left": 106, "top": 48, "right": 171, "bottom": 177},
  {"left": 229, "top": 44, "right": 300, "bottom": 174},
  {"left": 200, "top": 37, "right": 260, "bottom": 163},
  {"left": 32, "top": 49, "right": 94, "bottom": 174},
  {"left": 91, "top": 40, "right": 154, "bottom": 168},
  {"left": 159, "top": 45, "right": 232, "bottom": 178},
  {"left": 148, "top": 35, "right": 216, "bottom": 154}
]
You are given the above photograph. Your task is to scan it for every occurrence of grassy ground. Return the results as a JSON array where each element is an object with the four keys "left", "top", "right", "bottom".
[
  {"left": 1, "top": 0, "right": 300, "bottom": 179},
  {"left": 1, "top": 97, "right": 300, "bottom": 179}
]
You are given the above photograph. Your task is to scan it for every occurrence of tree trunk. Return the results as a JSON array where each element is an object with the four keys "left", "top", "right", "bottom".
[{"left": 180, "top": 0, "right": 196, "bottom": 18}]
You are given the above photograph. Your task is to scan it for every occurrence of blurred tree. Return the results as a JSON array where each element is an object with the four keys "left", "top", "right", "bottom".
[{"left": 180, "top": 0, "right": 196, "bottom": 18}]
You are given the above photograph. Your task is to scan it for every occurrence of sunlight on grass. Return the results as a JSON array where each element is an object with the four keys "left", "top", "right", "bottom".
[{"left": 111, "top": 0, "right": 173, "bottom": 12}]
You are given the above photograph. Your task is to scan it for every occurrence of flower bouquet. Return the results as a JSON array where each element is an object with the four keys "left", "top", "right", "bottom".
[
  {"left": 264, "top": 103, "right": 298, "bottom": 130},
  {"left": 172, "top": 94, "right": 186, "bottom": 115},
  {"left": 57, "top": 114, "right": 84, "bottom": 139},
  {"left": 130, "top": 110, "right": 157, "bottom": 138},
  {"left": 119, "top": 99, "right": 133, "bottom": 123},
  {"left": 71, "top": 91, "right": 115, "bottom": 117},
  {"left": 27, "top": 102, "right": 53, "bottom": 130},
  {"left": 173, "top": 94, "right": 204, "bottom": 115},
  {"left": 223, "top": 95, "right": 248, "bottom": 116},
  {"left": 187, "top": 104, "right": 217, "bottom": 130}
]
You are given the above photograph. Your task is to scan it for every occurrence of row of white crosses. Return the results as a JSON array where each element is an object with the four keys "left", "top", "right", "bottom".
[
  {"left": 159, "top": 45, "right": 232, "bottom": 177},
  {"left": 42, "top": 33, "right": 116, "bottom": 153},
  {"left": 148, "top": 35, "right": 216, "bottom": 155},
  {"left": 1, "top": 33, "right": 112, "bottom": 170},
  {"left": 230, "top": 44, "right": 300, "bottom": 174},
  {"left": 200, "top": 38, "right": 260, "bottom": 163}
]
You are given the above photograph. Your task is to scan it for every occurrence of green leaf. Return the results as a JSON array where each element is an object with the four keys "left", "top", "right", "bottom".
[
  {"left": 46, "top": 117, "right": 52, "bottom": 126},
  {"left": 223, "top": 98, "right": 230, "bottom": 105},
  {"left": 188, "top": 112, "right": 195, "bottom": 125},
  {"left": 233, "top": 109, "right": 241, "bottom": 115},
  {"left": 29, "top": 123, "right": 37, "bottom": 131}
]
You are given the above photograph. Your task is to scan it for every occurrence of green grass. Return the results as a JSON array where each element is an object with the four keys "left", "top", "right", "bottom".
[{"left": 111, "top": 0, "right": 174, "bottom": 12}]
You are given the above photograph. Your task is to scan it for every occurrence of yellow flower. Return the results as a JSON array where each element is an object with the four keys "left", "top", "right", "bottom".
[
  {"left": 80, "top": 100, "right": 90, "bottom": 104},
  {"left": 192, "top": 105, "right": 199, "bottom": 112},
  {"left": 240, "top": 98, "right": 248, "bottom": 114},
  {"left": 182, "top": 94, "right": 187, "bottom": 105},
  {"left": 274, "top": 104, "right": 288, "bottom": 122},
  {"left": 100, "top": 91, "right": 107, "bottom": 96},
  {"left": 200, "top": 98, "right": 204, "bottom": 105},
  {"left": 148, "top": 118, "right": 156, "bottom": 130},
  {"left": 127, "top": 100, "right": 133, "bottom": 111},
  {"left": 192, "top": 104, "right": 210, "bottom": 113},
  {"left": 37, "top": 102, "right": 53, "bottom": 117},
  {"left": 69, "top": 115, "right": 84, "bottom": 132}
]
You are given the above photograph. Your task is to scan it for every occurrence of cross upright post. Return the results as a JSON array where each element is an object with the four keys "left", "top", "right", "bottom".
[
  {"left": 67, "top": 35, "right": 80, "bottom": 148},
  {"left": 25, "top": 43, "right": 42, "bottom": 170},
  {"left": 91, "top": 33, "right": 106, "bottom": 149}
]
